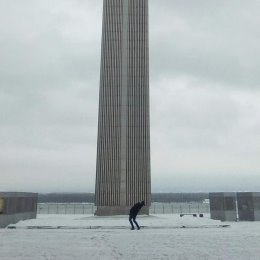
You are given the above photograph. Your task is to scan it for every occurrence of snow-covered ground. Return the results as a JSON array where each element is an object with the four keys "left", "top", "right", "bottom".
[{"left": 1, "top": 214, "right": 260, "bottom": 260}]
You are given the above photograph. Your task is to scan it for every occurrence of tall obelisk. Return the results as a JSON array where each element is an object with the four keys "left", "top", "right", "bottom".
[{"left": 95, "top": 0, "right": 151, "bottom": 216}]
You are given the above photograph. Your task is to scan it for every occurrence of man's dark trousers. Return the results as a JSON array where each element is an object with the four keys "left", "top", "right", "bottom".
[{"left": 129, "top": 214, "right": 140, "bottom": 230}]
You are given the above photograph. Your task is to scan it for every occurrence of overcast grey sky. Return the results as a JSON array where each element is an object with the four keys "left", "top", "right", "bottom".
[{"left": 0, "top": 0, "right": 260, "bottom": 193}]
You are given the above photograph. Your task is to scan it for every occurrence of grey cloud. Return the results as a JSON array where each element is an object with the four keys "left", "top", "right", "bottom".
[
  {"left": 150, "top": 0, "right": 260, "bottom": 87},
  {"left": 0, "top": 0, "right": 101, "bottom": 131},
  {"left": 0, "top": 145, "right": 95, "bottom": 192},
  {"left": 0, "top": 0, "right": 260, "bottom": 192},
  {"left": 0, "top": 0, "right": 102, "bottom": 91}
]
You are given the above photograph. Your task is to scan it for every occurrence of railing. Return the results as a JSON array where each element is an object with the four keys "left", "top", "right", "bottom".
[
  {"left": 37, "top": 203, "right": 95, "bottom": 215},
  {"left": 149, "top": 202, "right": 209, "bottom": 214},
  {"left": 37, "top": 202, "right": 209, "bottom": 215}
]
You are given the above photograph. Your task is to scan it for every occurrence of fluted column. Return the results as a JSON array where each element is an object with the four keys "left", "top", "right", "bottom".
[{"left": 95, "top": 0, "right": 150, "bottom": 216}]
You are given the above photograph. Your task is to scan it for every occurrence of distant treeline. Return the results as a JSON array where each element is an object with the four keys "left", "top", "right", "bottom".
[{"left": 38, "top": 193, "right": 209, "bottom": 203}]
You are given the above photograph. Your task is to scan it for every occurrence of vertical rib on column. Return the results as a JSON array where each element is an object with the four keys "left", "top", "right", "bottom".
[{"left": 120, "top": 0, "right": 129, "bottom": 207}]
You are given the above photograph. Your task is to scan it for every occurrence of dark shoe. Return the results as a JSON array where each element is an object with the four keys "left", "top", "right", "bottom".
[
  {"left": 137, "top": 227, "right": 140, "bottom": 230},
  {"left": 131, "top": 227, "right": 135, "bottom": 230}
]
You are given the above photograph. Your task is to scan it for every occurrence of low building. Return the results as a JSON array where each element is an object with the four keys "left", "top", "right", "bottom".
[
  {"left": 237, "top": 192, "right": 260, "bottom": 221},
  {"left": 0, "top": 192, "right": 38, "bottom": 228},
  {"left": 209, "top": 192, "right": 237, "bottom": 221}
]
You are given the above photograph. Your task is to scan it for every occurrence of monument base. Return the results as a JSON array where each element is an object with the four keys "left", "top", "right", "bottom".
[{"left": 95, "top": 206, "right": 149, "bottom": 216}]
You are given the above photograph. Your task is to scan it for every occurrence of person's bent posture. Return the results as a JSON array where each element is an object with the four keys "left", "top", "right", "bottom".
[{"left": 129, "top": 201, "right": 145, "bottom": 230}]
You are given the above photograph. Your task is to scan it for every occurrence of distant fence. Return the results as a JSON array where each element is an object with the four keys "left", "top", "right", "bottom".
[
  {"left": 150, "top": 202, "right": 209, "bottom": 214},
  {"left": 37, "top": 202, "right": 209, "bottom": 215},
  {"left": 37, "top": 203, "right": 95, "bottom": 214}
]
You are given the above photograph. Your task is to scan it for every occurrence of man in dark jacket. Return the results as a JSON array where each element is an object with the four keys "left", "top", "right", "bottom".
[{"left": 129, "top": 200, "right": 145, "bottom": 230}]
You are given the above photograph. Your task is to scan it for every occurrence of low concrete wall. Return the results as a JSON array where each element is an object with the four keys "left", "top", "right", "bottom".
[
  {"left": 0, "top": 212, "right": 37, "bottom": 228},
  {"left": 211, "top": 192, "right": 260, "bottom": 222},
  {"left": 0, "top": 192, "right": 38, "bottom": 228},
  {"left": 237, "top": 192, "right": 260, "bottom": 221},
  {"left": 209, "top": 192, "right": 237, "bottom": 221}
]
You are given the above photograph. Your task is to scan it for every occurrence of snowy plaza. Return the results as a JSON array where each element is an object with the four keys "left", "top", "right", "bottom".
[{"left": 1, "top": 214, "right": 260, "bottom": 260}]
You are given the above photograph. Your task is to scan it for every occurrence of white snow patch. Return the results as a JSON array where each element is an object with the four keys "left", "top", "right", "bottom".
[{"left": 1, "top": 214, "right": 260, "bottom": 260}]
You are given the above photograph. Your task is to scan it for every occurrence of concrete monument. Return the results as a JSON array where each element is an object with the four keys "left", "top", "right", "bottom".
[{"left": 95, "top": 0, "right": 151, "bottom": 216}]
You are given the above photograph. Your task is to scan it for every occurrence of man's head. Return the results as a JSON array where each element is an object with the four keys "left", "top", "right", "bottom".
[{"left": 141, "top": 200, "right": 145, "bottom": 206}]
